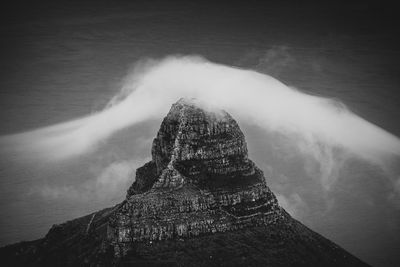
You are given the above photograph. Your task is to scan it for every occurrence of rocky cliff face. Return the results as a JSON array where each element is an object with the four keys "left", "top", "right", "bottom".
[
  {"left": 111, "top": 98, "right": 280, "bottom": 256},
  {"left": 0, "top": 98, "right": 370, "bottom": 267},
  {"left": 128, "top": 98, "right": 259, "bottom": 194}
]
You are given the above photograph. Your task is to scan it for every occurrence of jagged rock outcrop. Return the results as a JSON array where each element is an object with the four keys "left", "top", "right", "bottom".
[
  {"left": 0, "top": 98, "right": 370, "bottom": 267},
  {"left": 109, "top": 98, "right": 280, "bottom": 256},
  {"left": 128, "top": 98, "right": 259, "bottom": 193}
]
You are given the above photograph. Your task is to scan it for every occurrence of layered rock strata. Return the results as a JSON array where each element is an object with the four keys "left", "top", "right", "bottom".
[
  {"left": 108, "top": 98, "right": 281, "bottom": 256},
  {"left": 1, "top": 98, "right": 370, "bottom": 267}
]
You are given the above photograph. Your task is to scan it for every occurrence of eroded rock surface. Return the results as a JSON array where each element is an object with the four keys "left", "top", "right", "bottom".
[
  {"left": 0, "top": 98, "right": 370, "bottom": 267},
  {"left": 112, "top": 98, "right": 280, "bottom": 256}
]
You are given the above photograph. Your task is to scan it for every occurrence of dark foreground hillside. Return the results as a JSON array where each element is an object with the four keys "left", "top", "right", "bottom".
[
  {"left": 0, "top": 208, "right": 369, "bottom": 267},
  {"left": 0, "top": 99, "right": 370, "bottom": 267}
]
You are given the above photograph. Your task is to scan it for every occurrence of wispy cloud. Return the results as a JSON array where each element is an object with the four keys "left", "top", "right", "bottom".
[
  {"left": 276, "top": 193, "right": 309, "bottom": 220},
  {"left": 33, "top": 159, "right": 147, "bottom": 203},
  {"left": 1, "top": 55, "right": 399, "bottom": 195}
]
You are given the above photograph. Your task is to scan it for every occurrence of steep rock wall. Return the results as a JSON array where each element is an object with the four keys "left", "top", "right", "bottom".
[{"left": 110, "top": 98, "right": 281, "bottom": 257}]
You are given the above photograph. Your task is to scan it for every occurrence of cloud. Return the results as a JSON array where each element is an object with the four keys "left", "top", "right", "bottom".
[
  {"left": 1, "top": 55, "right": 400, "bottom": 191},
  {"left": 276, "top": 193, "right": 309, "bottom": 220},
  {"left": 33, "top": 159, "right": 146, "bottom": 203},
  {"left": 256, "top": 46, "right": 295, "bottom": 76},
  {"left": 297, "top": 138, "right": 349, "bottom": 190},
  {"left": 93, "top": 160, "right": 136, "bottom": 198}
]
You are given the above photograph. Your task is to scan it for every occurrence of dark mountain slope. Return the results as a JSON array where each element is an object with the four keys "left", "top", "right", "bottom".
[{"left": 1, "top": 98, "right": 369, "bottom": 267}]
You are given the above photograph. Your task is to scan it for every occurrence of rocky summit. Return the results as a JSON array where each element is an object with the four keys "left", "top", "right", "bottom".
[
  {"left": 1, "top": 98, "right": 370, "bottom": 267},
  {"left": 110, "top": 98, "right": 279, "bottom": 256}
]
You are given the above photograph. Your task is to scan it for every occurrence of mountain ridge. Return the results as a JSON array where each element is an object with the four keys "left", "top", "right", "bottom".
[{"left": 0, "top": 98, "right": 370, "bottom": 267}]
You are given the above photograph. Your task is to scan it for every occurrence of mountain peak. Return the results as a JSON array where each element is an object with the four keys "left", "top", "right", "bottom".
[
  {"left": 1, "top": 99, "right": 370, "bottom": 267},
  {"left": 128, "top": 98, "right": 259, "bottom": 195}
]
